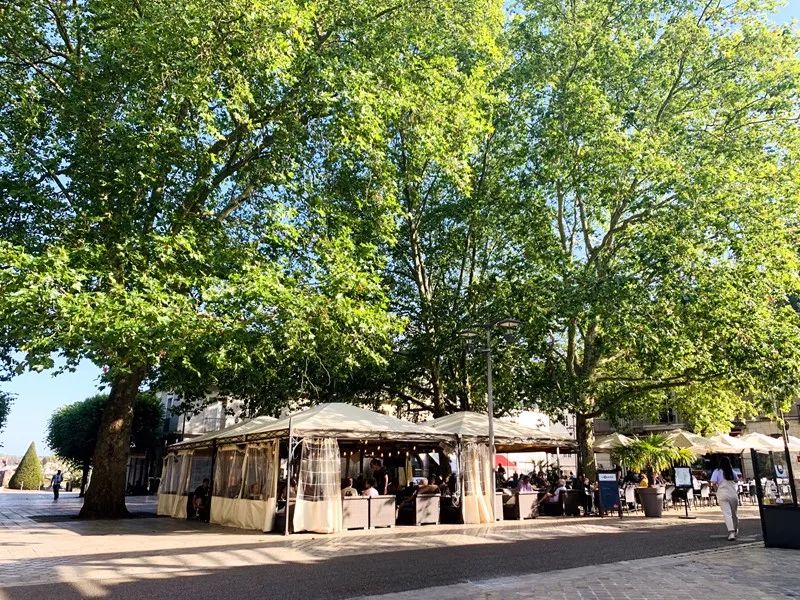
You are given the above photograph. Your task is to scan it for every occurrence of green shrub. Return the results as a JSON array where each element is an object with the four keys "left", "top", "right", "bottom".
[{"left": 8, "top": 442, "right": 45, "bottom": 490}]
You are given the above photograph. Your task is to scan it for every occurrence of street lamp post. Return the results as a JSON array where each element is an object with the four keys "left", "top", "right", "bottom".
[{"left": 460, "top": 317, "right": 520, "bottom": 501}]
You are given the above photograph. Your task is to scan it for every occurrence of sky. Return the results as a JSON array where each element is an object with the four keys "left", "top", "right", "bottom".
[{"left": 0, "top": 2, "right": 798, "bottom": 458}]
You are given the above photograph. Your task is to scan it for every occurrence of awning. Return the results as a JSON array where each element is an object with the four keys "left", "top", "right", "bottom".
[
  {"left": 426, "top": 411, "right": 576, "bottom": 452},
  {"left": 495, "top": 455, "right": 516, "bottom": 468},
  {"left": 593, "top": 432, "right": 633, "bottom": 451}
]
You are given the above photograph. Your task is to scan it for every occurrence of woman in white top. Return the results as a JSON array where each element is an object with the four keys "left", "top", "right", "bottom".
[{"left": 710, "top": 456, "right": 740, "bottom": 541}]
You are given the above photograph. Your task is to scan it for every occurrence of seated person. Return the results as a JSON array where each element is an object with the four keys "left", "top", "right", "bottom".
[
  {"left": 248, "top": 482, "right": 263, "bottom": 499},
  {"left": 361, "top": 477, "right": 379, "bottom": 498},
  {"left": 517, "top": 475, "right": 534, "bottom": 493},
  {"left": 533, "top": 471, "right": 548, "bottom": 488},
  {"left": 541, "top": 479, "right": 568, "bottom": 504},
  {"left": 434, "top": 475, "right": 451, "bottom": 497},
  {"left": 341, "top": 477, "right": 358, "bottom": 498},
  {"left": 192, "top": 478, "right": 210, "bottom": 521},
  {"left": 638, "top": 472, "right": 649, "bottom": 488},
  {"left": 416, "top": 478, "right": 441, "bottom": 495}
]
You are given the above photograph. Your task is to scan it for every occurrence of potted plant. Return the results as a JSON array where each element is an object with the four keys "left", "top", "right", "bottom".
[{"left": 613, "top": 433, "right": 695, "bottom": 517}]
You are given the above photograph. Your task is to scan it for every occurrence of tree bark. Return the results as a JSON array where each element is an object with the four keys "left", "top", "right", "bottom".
[
  {"left": 79, "top": 460, "right": 90, "bottom": 498},
  {"left": 575, "top": 413, "right": 596, "bottom": 481},
  {"left": 79, "top": 367, "right": 146, "bottom": 518}
]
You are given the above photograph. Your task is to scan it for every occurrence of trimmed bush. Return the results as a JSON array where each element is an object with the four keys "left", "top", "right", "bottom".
[{"left": 8, "top": 442, "right": 45, "bottom": 490}]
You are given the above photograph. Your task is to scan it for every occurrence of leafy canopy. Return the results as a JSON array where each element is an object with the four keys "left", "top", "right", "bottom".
[
  {"left": 613, "top": 434, "right": 695, "bottom": 473},
  {"left": 47, "top": 393, "right": 164, "bottom": 469}
]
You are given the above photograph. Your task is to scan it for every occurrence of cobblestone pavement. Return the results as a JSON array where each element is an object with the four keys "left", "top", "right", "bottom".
[
  {"left": 0, "top": 489, "right": 785, "bottom": 599},
  {"left": 357, "top": 543, "right": 800, "bottom": 600}
]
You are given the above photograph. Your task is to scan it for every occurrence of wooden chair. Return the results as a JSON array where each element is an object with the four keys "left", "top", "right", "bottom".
[{"left": 342, "top": 496, "right": 369, "bottom": 530}]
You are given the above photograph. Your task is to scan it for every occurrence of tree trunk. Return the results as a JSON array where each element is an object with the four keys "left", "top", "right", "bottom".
[
  {"left": 80, "top": 367, "right": 145, "bottom": 518},
  {"left": 575, "top": 413, "right": 596, "bottom": 481},
  {"left": 79, "top": 460, "right": 90, "bottom": 498}
]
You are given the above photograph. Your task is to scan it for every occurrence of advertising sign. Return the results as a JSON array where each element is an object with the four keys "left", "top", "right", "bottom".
[{"left": 597, "top": 471, "right": 620, "bottom": 516}]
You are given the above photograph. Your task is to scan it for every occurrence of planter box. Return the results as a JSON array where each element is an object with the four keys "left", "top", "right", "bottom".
[
  {"left": 369, "top": 495, "right": 396, "bottom": 528},
  {"left": 762, "top": 505, "right": 800, "bottom": 549},
  {"left": 342, "top": 496, "right": 369, "bottom": 530}
]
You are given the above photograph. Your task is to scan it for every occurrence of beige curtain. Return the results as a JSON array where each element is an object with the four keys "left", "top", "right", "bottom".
[
  {"left": 293, "top": 438, "right": 342, "bottom": 534},
  {"left": 211, "top": 441, "right": 279, "bottom": 531},
  {"left": 462, "top": 442, "right": 493, "bottom": 524}
]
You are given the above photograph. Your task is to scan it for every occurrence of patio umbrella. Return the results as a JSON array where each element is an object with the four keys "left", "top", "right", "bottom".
[
  {"left": 704, "top": 433, "right": 747, "bottom": 454},
  {"left": 664, "top": 429, "right": 711, "bottom": 453},
  {"left": 593, "top": 432, "right": 633, "bottom": 451},
  {"left": 738, "top": 432, "right": 785, "bottom": 452}
]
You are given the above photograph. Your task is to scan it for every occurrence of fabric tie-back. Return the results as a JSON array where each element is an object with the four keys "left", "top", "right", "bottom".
[
  {"left": 293, "top": 437, "right": 342, "bottom": 534},
  {"left": 462, "top": 442, "right": 493, "bottom": 524}
]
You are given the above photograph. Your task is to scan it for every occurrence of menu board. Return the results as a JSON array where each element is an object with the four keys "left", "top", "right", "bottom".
[
  {"left": 674, "top": 466, "right": 692, "bottom": 488},
  {"left": 597, "top": 471, "right": 620, "bottom": 515}
]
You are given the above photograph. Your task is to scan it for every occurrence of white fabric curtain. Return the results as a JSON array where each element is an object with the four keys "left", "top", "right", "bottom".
[
  {"left": 293, "top": 438, "right": 342, "bottom": 534},
  {"left": 462, "top": 442, "right": 493, "bottom": 524},
  {"left": 210, "top": 442, "right": 280, "bottom": 532},
  {"left": 214, "top": 446, "right": 245, "bottom": 499}
]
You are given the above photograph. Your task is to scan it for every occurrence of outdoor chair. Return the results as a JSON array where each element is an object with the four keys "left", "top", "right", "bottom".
[
  {"left": 623, "top": 485, "right": 638, "bottom": 513},
  {"left": 504, "top": 491, "right": 539, "bottom": 520},
  {"left": 700, "top": 484, "right": 711, "bottom": 507},
  {"left": 369, "top": 495, "right": 396, "bottom": 528},
  {"left": 342, "top": 496, "right": 369, "bottom": 530},
  {"left": 563, "top": 490, "right": 581, "bottom": 516},
  {"left": 540, "top": 490, "right": 566, "bottom": 517},
  {"left": 663, "top": 485, "right": 675, "bottom": 510}
]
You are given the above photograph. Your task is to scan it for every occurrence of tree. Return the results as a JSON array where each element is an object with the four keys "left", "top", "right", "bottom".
[
  {"left": 0, "top": 391, "right": 11, "bottom": 444},
  {"left": 8, "top": 442, "right": 44, "bottom": 490},
  {"left": 0, "top": 0, "right": 504, "bottom": 516},
  {"left": 46, "top": 393, "right": 163, "bottom": 496},
  {"left": 502, "top": 0, "right": 800, "bottom": 476}
]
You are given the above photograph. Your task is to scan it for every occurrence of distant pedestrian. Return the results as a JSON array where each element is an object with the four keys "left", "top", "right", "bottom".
[
  {"left": 711, "top": 457, "right": 740, "bottom": 540},
  {"left": 51, "top": 470, "right": 63, "bottom": 501}
]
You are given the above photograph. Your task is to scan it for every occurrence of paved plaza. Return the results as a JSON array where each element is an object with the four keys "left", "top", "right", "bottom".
[{"left": 0, "top": 490, "right": 797, "bottom": 599}]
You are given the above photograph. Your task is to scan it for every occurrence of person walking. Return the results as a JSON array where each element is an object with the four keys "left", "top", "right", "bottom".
[
  {"left": 710, "top": 457, "right": 739, "bottom": 540},
  {"left": 51, "top": 469, "right": 63, "bottom": 501}
]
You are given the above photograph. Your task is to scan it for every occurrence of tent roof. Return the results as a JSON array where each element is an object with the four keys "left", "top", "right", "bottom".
[
  {"left": 704, "top": 433, "right": 747, "bottom": 454},
  {"left": 172, "top": 415, "right": 277, "bottom": 449},
  {"left": 593, "top": 432, "right": 633, "bottom": 451},
  {"left": 739, "top": 432, "right": 786, "bottom": 452},
  {"left": 664, "top": 429, "right": 710, "bottom": 452},
  {"left": 426, "top": 411, "right": 576, "bottom": 452},
  {"left": 190, "top": 403, "right": 443, "bottom": 447}
]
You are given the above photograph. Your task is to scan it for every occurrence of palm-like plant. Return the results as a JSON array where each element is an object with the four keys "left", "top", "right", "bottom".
[{"left": 613, "top": 434, "right": 695, "bottom": 485}]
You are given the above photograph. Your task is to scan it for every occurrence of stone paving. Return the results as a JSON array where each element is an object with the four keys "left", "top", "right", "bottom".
[
  {"left": 0, "top": 489, "right": 790, "bottom": 599},
  {"left": 357, "top": 543, "right": 800, "bottom": 600}
]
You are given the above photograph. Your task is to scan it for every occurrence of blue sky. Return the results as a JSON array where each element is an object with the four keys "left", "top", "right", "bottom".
[{"left": 1, "top": 2, "right": 798, "bottom": 457}]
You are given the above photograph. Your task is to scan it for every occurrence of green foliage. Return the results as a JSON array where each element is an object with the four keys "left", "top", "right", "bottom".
[
  {"left": 503, "top": 0, "right": 800, "bottom": 437},
  {"left": 613, "top": 434, "right": 695, "bottom": 474},
  {"left": 0, "top": 391, "right": 11, "bottom": 443},
  {"left": 47, "top": 393, "right": 164, "bottom": 469},
  {"left": 8, "top": 442, "right": 44, "bottom": 490}
]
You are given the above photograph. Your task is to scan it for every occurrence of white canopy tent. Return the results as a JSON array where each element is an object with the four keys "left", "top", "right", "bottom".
[
  {"left": 157, "top": 416, "right": 279, "bottom": 528},
  {"left": 158, "top": 403, "right": 470, "bottom": 534},
  {"left": 426, "top": 411, "right": 576, "bottom": 524}
]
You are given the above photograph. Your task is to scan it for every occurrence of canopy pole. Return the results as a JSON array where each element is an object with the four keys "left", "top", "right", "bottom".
[
  {"left": 284, "top": 417, "right": 295, "bottom": 536},
  {"left": 778, "top": 407, "right": 798, "bottom": 505},
  {"left": 485, "top": 328, "right": 495, "bottom": 520}
]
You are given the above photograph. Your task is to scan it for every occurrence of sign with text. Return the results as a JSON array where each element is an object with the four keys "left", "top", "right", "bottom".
[
  {"left": 674, "top": 466, "right": 692, "bottom": 489},
  {"left": 597, "top": 471, "right": 620, "bottom": 516}
]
